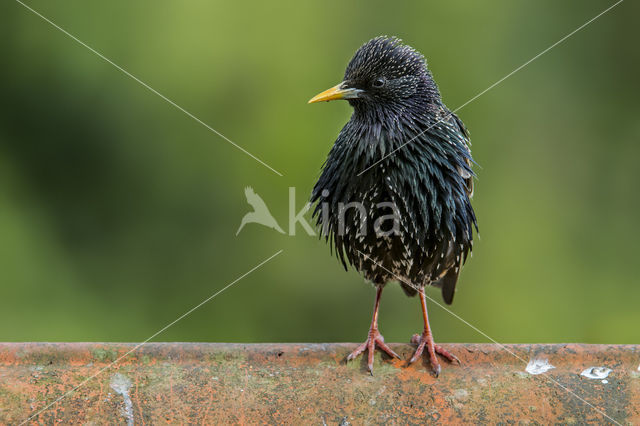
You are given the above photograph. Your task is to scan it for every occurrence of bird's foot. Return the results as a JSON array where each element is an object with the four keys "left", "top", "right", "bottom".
[
  {"left": 347, "top": 328, "right": 400, "bottom": 374},
  {"left": 409, "top": 333, "right": 460, "bottom": 377}
]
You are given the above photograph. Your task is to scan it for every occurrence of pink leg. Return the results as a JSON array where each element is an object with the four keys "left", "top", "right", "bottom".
[
  {"left": 408, "top": 288, "right": 460, "bottom": 377},
  {"left": 347, "top": 286, "right": 400, "bottom": 373}
]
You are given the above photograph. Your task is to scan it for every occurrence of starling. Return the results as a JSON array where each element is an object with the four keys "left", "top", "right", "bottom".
[{"left": 308, "top": 36, "right": 477, "bottom": 376}]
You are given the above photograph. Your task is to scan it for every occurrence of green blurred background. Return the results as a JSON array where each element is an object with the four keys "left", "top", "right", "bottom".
[{"left": 1, "top": 1, "right": 639, "bottom": 344}]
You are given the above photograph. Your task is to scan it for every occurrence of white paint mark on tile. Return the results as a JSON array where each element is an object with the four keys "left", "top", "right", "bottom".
[
  {"left": 526, "top": 358, "right": 555, "bottom": 375},
  {"left": 580, "top": 366, "right": 612, "bottom": 380},
  {"left": 110, "top": 373, "right": 134, "bottom": 426}
]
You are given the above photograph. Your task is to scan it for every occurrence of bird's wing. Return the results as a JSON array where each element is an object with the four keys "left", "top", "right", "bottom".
[
  {"left": 244, "top": 186, "right": 255, "bottom": 199},
  {"left": 450, "top": 112, "right": 474, "bottom": 198},
  {"left": 245, "top": 186, "right": 270, "bottom": 211}
]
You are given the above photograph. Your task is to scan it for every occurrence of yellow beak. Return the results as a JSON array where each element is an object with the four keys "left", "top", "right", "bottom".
[{"left": 308, "top": 83, "right": 362, "bottom": 104}]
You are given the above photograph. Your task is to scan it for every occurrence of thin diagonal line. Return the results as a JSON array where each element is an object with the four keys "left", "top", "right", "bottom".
[
  {"left": 14, "top": 0, "right": 283, "bottom": 177},
  {"left": 357, "top": 0, "right": 624, "bottom": 176},
  {"left": 356, "top": 250, "right": 621, "bottom": 426},
  {"left": 20, "top": 249, "right": 284, "bottom": 425}
]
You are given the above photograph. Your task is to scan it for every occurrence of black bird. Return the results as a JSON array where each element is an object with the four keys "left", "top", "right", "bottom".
[{"left": 308, "top": 36, "right": 477, "bottom": 375}]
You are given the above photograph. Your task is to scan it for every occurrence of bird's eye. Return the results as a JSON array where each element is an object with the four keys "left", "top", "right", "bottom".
[{"left": 372, "top": 78, "right": 385, "bottom": 88}]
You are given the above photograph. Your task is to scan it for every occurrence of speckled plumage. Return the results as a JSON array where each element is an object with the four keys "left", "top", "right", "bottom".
[{"left": 310, "top": 36, "right": 477, "bottom": 304}]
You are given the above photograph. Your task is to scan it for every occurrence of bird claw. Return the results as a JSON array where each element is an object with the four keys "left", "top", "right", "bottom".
[
  {"left": 347, "top": 329, "right": 400, "bottom": 373},
  {"left": 409, "top": 332, "right": 460, "bottom": 376}
]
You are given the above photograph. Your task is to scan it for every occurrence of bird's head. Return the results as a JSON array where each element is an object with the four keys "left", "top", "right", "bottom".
[{"left": 308, "top": 36, "right": 439, "bottom": 111}]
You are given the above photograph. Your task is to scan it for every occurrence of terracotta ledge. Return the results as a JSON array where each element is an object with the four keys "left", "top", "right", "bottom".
[{"left": 0, "top": 343, "right": 638, "bottom": 424}]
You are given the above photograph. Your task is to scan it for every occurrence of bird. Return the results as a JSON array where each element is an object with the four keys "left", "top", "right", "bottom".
[
  {"left": 236, "top": 186, "right": 285, "bottom": 235},
  {"left": 308, "top": 36, "right": 477, "bottom": 376}
]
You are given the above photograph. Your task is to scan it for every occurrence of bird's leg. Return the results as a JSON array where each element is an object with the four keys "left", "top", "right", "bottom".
[
  {"left": 347, "top": 285, "right": 400, "bottom": 373},
  {"left": 408, "top": 288, "right": 460, "bottom": 377}
]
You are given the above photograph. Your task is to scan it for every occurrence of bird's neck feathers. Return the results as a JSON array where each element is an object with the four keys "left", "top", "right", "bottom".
[
  {"left": 347, "top": 76, "right": 442, "bottom": 145},
  {"left": 349, "top": 75, "right": 443, "bottom": 128}
]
